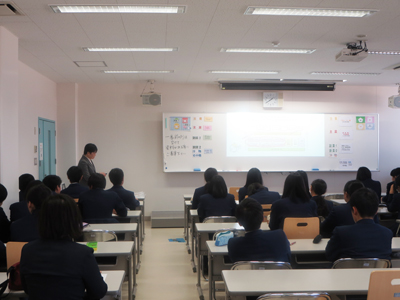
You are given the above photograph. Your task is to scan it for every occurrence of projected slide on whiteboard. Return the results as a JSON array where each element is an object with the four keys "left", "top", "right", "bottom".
[{"left": 226, "top": 113, "right": 325, "bottom": 157}]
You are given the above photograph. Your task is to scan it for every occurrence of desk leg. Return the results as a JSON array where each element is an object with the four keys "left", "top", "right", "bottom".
[
  {"left": 138, "top": 216, "right": 143, "bottom": 255},
  {"left": 186, "top": 206, "right": 191, "bottom": 254},
  {"left": 129, "top": 248, "right": 137, "bottom": 300},
  {"left": 141, "top": 201, "right": 145, "bottom": 238},
  {"left": 184, "top": 201, "right": 187, "bottom": 237},
  {"left": 209, "top": 251, "right": 213, "bottom": 300},
  {"left": 191, "top": 220, "right": 196, "bottom": 272},
  {"left": 196, "top": 232, "right": 204, "bottom": 300},
  {"left": 133, "top": 233, "right": 140, "bottom": 274}
]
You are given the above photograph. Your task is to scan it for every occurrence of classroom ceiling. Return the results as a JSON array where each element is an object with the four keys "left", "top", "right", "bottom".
[{"left": 2, "top": 0, "right": 400, "bottom": 86}]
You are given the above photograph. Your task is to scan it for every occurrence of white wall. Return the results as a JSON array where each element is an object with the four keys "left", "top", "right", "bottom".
[
  {"left": 56, "top": 82, "right": 399, "bottom": 216},
  {"left": 18, "top": 62, "right": 57, "bottom": 178}
]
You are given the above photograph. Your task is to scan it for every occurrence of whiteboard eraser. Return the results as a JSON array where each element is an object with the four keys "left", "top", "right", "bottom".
[{"left": 193, "top": 168, "right": 201, "bottom": 171}]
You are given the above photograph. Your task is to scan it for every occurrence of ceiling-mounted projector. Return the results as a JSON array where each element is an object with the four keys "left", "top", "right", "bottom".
[
  {"left": 335, "top": 48, "right": 368, "bottom": 62},
  {"left": 141, "top": 92, "right": 161, "bottom": 106}
]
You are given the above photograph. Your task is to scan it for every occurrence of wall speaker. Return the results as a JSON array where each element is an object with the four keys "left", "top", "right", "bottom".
[{"left": 388, "top": 95, "right": 400, "bottom": 108}]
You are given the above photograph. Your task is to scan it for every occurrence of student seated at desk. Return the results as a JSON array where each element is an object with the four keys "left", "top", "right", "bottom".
[
  {"left": 320, "top": 180, "right": 380, "bottom": 238},
  {"left": 61, "top": 166, "right": 89, "bottom": 198},
  {"left": 247, "top": 182, "right": 280, "bottom": 205},
  {"left": 325, "top": 188, "right": 392, "bottom": 262},
  {"left": 42, "top": 175, "right": 62, "bottom": 194},
  {"left": 238, "top": 168, "right": 263, "bottom": 201},
  {"left": 269, "top": 173, "right": 317, "bottom": 230},
  {"left": 197, "top": 175, "right": 236, "bottom": 222},
  {"left": 228, "top": 198, "right": 291, "bottom": 263},
  {"left": 382, "top": 167, "right": 400, "bottom": 203},
  {"left": 192, "top": 167, "right": 218, "bottom": 209},
  {"left": 20, "top": 194, "right": 107, "bottom": 300},
  {"left": 0, "top": 184, "right": 10, "bottom": 243},
  {"left": 107, "top": 168, "right": 139, "bottom": 210},
  {"left": 356, "top": 166, "right": 381, "bottom": 200},
  {"left": 79, "top": 173, "right": 127, "bottom": 223},
  {"left": 10, "top": 176, "right": 37, "bottom": 223},
  {"left": 385, "top": 176, "right": 400, "bottom": 235},
  {"left": 310, "top": 179, "right": 333, "bottom": 220},
  {"left": 10, "top": 184, "right": 52, "bottom": 242}
]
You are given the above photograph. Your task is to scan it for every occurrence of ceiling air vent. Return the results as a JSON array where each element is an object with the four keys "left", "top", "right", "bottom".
[{"left": 0, "top": 3, "right": 22, "bottom": 16}]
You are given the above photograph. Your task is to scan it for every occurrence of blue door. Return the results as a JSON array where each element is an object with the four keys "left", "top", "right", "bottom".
[{"left": 38, "top": 118, "right": 56, "bottom": 180}]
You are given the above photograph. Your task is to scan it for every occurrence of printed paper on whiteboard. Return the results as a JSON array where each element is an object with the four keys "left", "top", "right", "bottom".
[
  {"left": 339, "top": 116, "right": 353, "bottom": 127},
  {"left": 340, "top": 144, "right": 353, "bottom": 154},
  {"left": 339, "top": 160, "right": 353, "bottom": 169},
  {"left": 340, "top": 130, "right": 353, "bottom": 140}
]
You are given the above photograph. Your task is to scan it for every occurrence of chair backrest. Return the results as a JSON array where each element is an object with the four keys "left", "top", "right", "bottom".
[
  {"left": 261, "top": 204, "right": 272, "bottom": 222},
  {"left": 82, "top": 230, "right": 118, "bottom": 242},
  {"left": 283, "top": 217, "right": 319, "bottom": 239},
  {"left": 203, "top": 216, "right": 237, "bottom": 223},
  {"left": 212, "top": 229, "right": 245, "bottom": 240},
  {"left": 231, "top": 261, "right": 292, "bottom": 270},
  {"left": 332, "top": 258, "right": 391, "bottom": 269},
  {"left": 257, "top": 293, "right": 331, "bottom": 300},
  {"left": 7, "top": 241, "right": 28, "bottom": 268},
  {"left": 229, "top": 187, "right": 240, "bottom": 200},
  {"left": 367, "top": 270, "right": 400, "bottom": 300}
]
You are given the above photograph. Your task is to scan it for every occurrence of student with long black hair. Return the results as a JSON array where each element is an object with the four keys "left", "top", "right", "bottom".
[
  {"left": 269, "top": 173, "right": 317, "bottom": 230},
  {"left": 238, "top": 168, "right": 264, "bottom": 201},
  {"left": 310, "top": 179, "right": 333, "bottom": 219}
]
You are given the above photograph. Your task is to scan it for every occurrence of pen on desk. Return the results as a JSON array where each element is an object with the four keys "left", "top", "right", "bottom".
[{"left": 290, "top": 242, "right": 296, "bottom": 246}]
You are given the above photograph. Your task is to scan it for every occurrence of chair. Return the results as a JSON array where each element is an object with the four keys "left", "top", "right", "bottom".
[
  {"left": 332, "top": 258, "right": 391, "bottom": 269},
  {"left": 203, "top": 216, "right": 237, "bottom": 223},
  {"left": 229, "top": 187, "right": 240, "bottom": 200},
  {"left": 6, "top": 241, "right": 27, "bottom": 268},
  {"left": 283, "top": 217, "right": 319, "bottom": 239},
  {"left": 231, "top": 261, "right": 292, "bottom": 270},
  {"left": 261, "top": 204, "right": 272, "bottom": 222},
  {"left": 256, "top": 292, "right": 331, "bottom": 300},
  {"left": 367, "top": 270, "right": 400, "bottom": 300},
  {"left": 82, "top": 230, "right": 118, "bottom": 242}
]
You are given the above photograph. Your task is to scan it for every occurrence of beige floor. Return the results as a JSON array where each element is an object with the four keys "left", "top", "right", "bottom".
[{"left": 121, "top": 221, "right": 206, "bottom": 300}]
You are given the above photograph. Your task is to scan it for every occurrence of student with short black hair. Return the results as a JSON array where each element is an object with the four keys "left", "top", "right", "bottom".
[
  {"left": 191, "top": 167, "right": 218, "bottom": 209},
  {"left": 108, "top": 168, "right": 139, "bottom": 210},
  {"left": 10, "top": 184, "right": 52, "bottom": 242},
  {"left": 382, "top": 167, "right": 400, "bottom": 203},
  {"left": 78, "top": 143, "right": 106, "bottom": 186},
  {"left": 197, "top": 175, "right": 236, "bottom": 222},
  {"left": 61, "top": 166, "right": 89, "bottom": 198},
  {"left": 310, "top": 179, "right": 333, "bottom": 219},
  {"left": 228, "top": 198, "right": 291, "bottom": 263},
  {"left": 10, "top": 180, "right": 42, "bottom": 223},
  {"left": 321, "top": 180, "right": 380, "bottom": 237},
  {"left": 238, "top": 168, "right": 263, "bottom": 201},
  {"left": 325, "top": 188, "right": 392, "bottom": 262},
  {"left": 247, "top": 182, "right": 280, "bottom": 205},
  {"left": 20, "top": 194, "right": 107, "bottom": 300},
  {"left": 269, "top": 173, "right": 317, "bottom": 230},
  {"left": 42, "top": 175, "right": 62, "bottom": 194},
  {"left": 0, "top": 184, "right": 10, "bottom": 242},
  {"left": 356, "top": 166, "right": 381, "bottom": 199},
  {"left": 79, "top": 173, "right": 127, "bottom": 223},
  {"left": 19, "top": 173, "right": 35, "bottom": 202}
]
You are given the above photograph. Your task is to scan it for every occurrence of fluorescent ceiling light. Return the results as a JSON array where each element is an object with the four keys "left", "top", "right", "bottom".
[
  {"left": 50, "top": 5, "right": 186, "bottom": 14},
  {"left": 83, "top": 47, "right": 178, "bottom": 52},
  {"left": 311, "top": 72, "right": 381, "bottom": 76},
  {"left": 104, "top": 70, "right": 174, "bottom": 74},
  {"left": 245, "top": 7, "right": 377, "bottom": 17},
  {"left": 209, "top": 71, "right": 279, "bottom": 74},
  {"left": 369, "top": 51, "right": 400, "bottom": 55},
  {"left": 221, "top": 48, "right": 315, "bottom": 54}
]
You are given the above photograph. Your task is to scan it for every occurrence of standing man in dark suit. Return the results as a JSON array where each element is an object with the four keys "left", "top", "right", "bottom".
[
  {"left": 325, "top": 188, "right": 392, "bottom": 262},
  {"left": 228, "top": 198, "right": 291, "bottom": 263},
  {"left": 108, "top": 168, "right": 139, "bottom": 210},
  {"left": 79, "top": 173, "right": 127, "bottom": 223},
  {"left": 78, "top": 143, "right": 106, "bottom": 186},
  {"left": 61, "top": 166, "right": 89, "bottom": 199}
]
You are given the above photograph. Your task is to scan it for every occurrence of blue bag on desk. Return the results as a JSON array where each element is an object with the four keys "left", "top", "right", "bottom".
[{"left": 215, "top": 231, "right": 234, "bottom": 246}]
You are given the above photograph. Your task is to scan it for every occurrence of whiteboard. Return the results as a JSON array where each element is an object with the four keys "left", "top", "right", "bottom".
[{"left": 162, "top": 113, "right": 379, "bottom": 172}]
